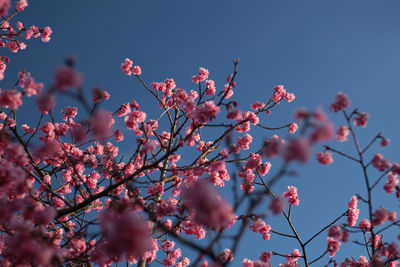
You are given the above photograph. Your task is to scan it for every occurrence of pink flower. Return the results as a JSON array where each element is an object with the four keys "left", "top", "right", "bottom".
[
  {"left": 147, "top": 183, "right": 164, "bottom": 196},
  {"left": 182, "top": 179, "right": 235, "bottom": 230},
  {"left": 347, "top": 196, "right": 359, "bottom": 226},
  {"left": 41, "top": 26, "right": 52, "bottom": 42},
  {"left": 284, "top": 186, "right": 299, "bottom": 206},
  {"left": 250, "top": 218, "right": 272, "bottom": 240},
  {"left": 312, "top": 108, "right": 326, "bottom": 122},
  {"left": 328, "top": 225, "right": 343, "bottom": 240},
  {"left": 262, "top": 135, "right": 283, "bottom": 158},
  {"left": 0, "top": 89, "right": 22, "bottom": 110},
  {"left": 269, "top": 195, "right": 285, "bottom": 215},
  {"left": 381, "top": 137, "right": 390, "bottom": 147},
  {"left": 221, "top": 249, "right": 234, "bottom": 262},
  {"left": 54, "top": 66, "right": 83, "bottom": 92},
  {"left": 286, "top": 249, "right": 301, "bottom": 264},
  {"left": 327, "top": 237, "right": 341, "bottom": 257},
  {"left": 384, "top": 172, "right": 399, "bottom": 194},
  {"left": 282, "top": 137, "right": 310, "bottom": 163},
  {"left": 0, "top": 0, "right": 10, "bottom": 16},
  {"left": 316, "top": 152, "right": 333, "bottom": 165},
  {"left": 336, "top": 126, "right": 349, "bottom": 142},
  {"left": 132, "top": 65, "right": 141, "bottom": 75},
  {"left": 329, "top": 92, "right": 350, "bottom": 112},
  {"left": 372, "top": 208, "right": 391, "bottom": 226},
  {"left": 140, "top": 139, "right": 158, "bottom": 155},
  {"left": 18, "top": 71, "right": 43, "bottom": 96},
  {"left": 37, "top": 93, "right": 55, "bottom": 114},
  {"left": 192, "top": 100, "right": 220, "bottom": 124},
  {"left": 121, "top": 58, "right": 133, "bottom": 75},
  {"left": 192, "top": 67, "right": 209, "bottom": 83},
  {"left": 15, "top": 0, "right": 27, "bottom": 12},
  {"left": 92, "top": 88, "right": 110, "bottom": 103},
  {"left": 294, "top": 108, "right": 308, "bottom": 122},
  {"left": 21, "top": 124, "right": 35, "bottom": 134},
  {"left": 113, "top": 128, "right": 124, "bottom": 142},
  {"left": 310, "top": 123, "right": 334, "bottom": 143},
  {"left": 205, "top": 79, "right": 216, "bottom": 95},
  {"left": 61, "top": 106, "right": 77, "bottom": 120},
  {"left": 288, "top": 123, "right": 298, "bottom": 134},
  {"left": 246, "top": 153, "right": 262, "bottom": 170},
  {"left": 358, "top": 219, "right": 371, "bottom": 232},
  {"left": 259, "top": 251, "right": 273, "bottom": 263},
  {"left": 250, "top": 101, "right": 265, "bottom": 110},
  {"left": 99, "top": 208, "right": 153, "bottom": 261},
  {"left": 237, "top": 133, "right": 253, "bottom": 151},
  {"left": 258, "top": 162, "right": 272, "bottom": 176},
  {"left": 353, "top": 112, "right": 369, "bottom": 127},
  {"left": 90, "top": 110, "right": 114, "bottom": 140},
  {"left": 372, "top": 153, "right": 391, "bottom": 172}
]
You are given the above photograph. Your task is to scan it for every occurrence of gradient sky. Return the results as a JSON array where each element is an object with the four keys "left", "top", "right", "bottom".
[{"left": 4, "top": 0, "right": 400, "bottom": 266}]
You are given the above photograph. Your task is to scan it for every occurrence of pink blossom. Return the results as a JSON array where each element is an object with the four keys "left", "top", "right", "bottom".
[
  {"left": 269, "top": 195, "right": 285, "bottom": 215},
  {"left": 327, "top": 237, "right": 341, "bottom": 257},
  {"left": 259, "top": 251, "right": 273, "bottom": 263},
  {"left": 147, "top": 183, "right": 164, "bottom": 196},
  {"left": 329, "top": 92, "right": 350, "bottom": 112},
  {"left": 309, "top": 123, "right": 334, "bottom": 143},
  {"left": 54, "top": 66, "right": 83, "bottom": 92},
  {"left": 262, "top": 135, "right": 283, "bottom": 158},
  {"left": 288, "top": 123, "right": 298, "bottom": 134},
  {"left": 41, "top": 26, "right": 52, "bottom": 42},
  {"left": 192, "top": 100, "right": 220, "bottom": 124},
  {"left": 353, "top": 112, "right": 369, "bottom": 127},
  {"left": 316, "top": 152, "right": 333, "bottom": 165},
  {"left": 61, "top": 106, "right": 77, "bottom": 120},
  {"left": 192, "top": 67, "right": 209, "bottom": 83},
  {"left": 372, "top": 208, "right": 391, "bottom": 226},
  {"left": 328, "top": 225, "right": 343, "bottom": 240},
  {"left": 237, "top": 133, "right": 253, "bottom": 151},
  {"left": 250, "top": 218, "right": 272, "bottom": 240},
  {"left": 282, "top": 137, "right": 310, "bottom": 163},
  {"left": 21, "top": 124, "right": 35, "bottom": 134},
  {"left": 358, "top": 219, "right": 371, "bottom": 232},
  {"left": 0, "top": 0, "right": 10, "bottom": 16},
  {"left": 372, "top": 153, "right": 391, "bottom": 172},
  {"left": 92, "top": 88, "right": 110, "bottom": 103},
  {"left": 99, "top": 208, "right": 153, "bottom": 261},
  {"left": 384, "top": 172, "right": 399, "bottom": 194},
  {"left": 294, "top": 108, "right": 308, "bottom": 122},
  {"left": 121, "top": 58, "right": 133, "bottom": 75},
  {"left": 286, "top": 249, "right": 301, "bottom": 264},
  {"left": 15, "top": 0, "right": 27, "bottom": 11},
  {"left": 91, "top": 110, "right": 114, "bottom": 140},
  {"left": 381, "top": 137, "right": 390, "bottom": 147},
  {"left": 221, "top": 248, "right": 234, "bottom": 262},
  {"left": 284, "top": 186, "right": 300, "bottom": 206},
  {"left": 250, "top": 101, "right": 265, "bottom": 110},
  {"left": 182, "top": 179, "right": 235, "bottom": 230},
  {"left": 18, "top": 71, "right": 43, "bottom": 96},
  {"left": 140, "top": 139, "right": 158, "bottom": 155},
  {"left": 336, "top": 126, "right": 349, "bottom": 142},
  {"left": 0, "top": 89, "right": 22, "bottom": 110},
  {"left": 132, "top": 65, "right": 141, "bottom": 75},
  {"left": 258, "top": 162, "right": 272, "bottom": 176},
  {"left": 312, "top": 108, "right": 326, "bottom": 122},
  {"left": 205, "top": 80, "right": 216, "bottom": 95},
  {"left": 246, "top": 153, "right": 262, "bottom": 170},
  {"left": 114, "top": 128, "right": 124, "bottom": 142},
  {"left": 347, "top": 196, "right": 359, "bottom": 226}
]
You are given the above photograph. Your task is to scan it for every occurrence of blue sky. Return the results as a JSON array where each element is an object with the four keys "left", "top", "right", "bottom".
[{"left": 4, "top": 0, "right": 400, "bottom": 265}]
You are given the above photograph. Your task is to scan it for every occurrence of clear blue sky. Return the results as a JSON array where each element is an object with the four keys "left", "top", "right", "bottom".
[{"left": 4, "top": 0, "right": 400, "bottom": 265}]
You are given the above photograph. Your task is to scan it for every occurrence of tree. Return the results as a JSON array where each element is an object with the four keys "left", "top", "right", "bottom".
[{"left": 0, "top": 1, "right": 399, "bottom": 266}]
